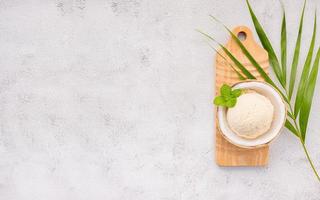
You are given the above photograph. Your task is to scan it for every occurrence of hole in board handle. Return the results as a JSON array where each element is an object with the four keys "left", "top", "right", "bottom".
[{"left": 237, "top": 31, "right": 247, "bottom": 41}]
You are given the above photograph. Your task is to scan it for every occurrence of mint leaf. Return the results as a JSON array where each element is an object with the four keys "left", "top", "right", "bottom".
[
  {"left": 214, "top": 84, "right": 242, "bottom": 108},
  {"left": 225, "top": 98, "right": 237, "bottom": 107},
  {"left": 214, "top": 96, "right": 225, "bottom": 105},
  {"left": 232, "top": 89, "right": 242, "bottom": 97},
  {"left": 220, "top": 84, "right": 231, "bottom": 97}
]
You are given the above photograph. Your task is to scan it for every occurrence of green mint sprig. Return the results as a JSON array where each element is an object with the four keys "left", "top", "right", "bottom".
[{"left": 214, "top": 84, "right": 242, "bottom": 108}]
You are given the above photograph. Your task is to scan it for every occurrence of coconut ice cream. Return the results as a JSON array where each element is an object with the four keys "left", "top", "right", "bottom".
[{"left": 226, "top": 92, "right": 274, "bottom": 139}]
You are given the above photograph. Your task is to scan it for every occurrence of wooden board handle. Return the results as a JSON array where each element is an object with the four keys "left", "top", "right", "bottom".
[{"left": 230, "top": 26, "right": 254, "bottom": 46}]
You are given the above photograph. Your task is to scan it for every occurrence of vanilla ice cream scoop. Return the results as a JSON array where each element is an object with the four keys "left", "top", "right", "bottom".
[{"left": 227, "top": 92, "right": 274, "bottom": 139}]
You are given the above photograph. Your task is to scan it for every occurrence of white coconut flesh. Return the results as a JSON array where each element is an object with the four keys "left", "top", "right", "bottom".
[{"left": 226, "top": 92, "right": 274, "bottom": 139}]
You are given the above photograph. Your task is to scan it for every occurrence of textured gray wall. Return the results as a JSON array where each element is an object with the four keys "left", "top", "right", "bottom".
[{"left": 0, "top": 0, "right": 319, "bottom": 199}]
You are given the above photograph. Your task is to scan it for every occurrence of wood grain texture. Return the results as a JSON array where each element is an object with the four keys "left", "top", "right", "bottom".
[{"left": 215, "top": 26, "right": 269, "bottom": 166}]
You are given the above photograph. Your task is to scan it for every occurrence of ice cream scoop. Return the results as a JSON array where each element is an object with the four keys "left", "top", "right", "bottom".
[{"left": 227, "top": 92, "right": 274, "bottom": 139}]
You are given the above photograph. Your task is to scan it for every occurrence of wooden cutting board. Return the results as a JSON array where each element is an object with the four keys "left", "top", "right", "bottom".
[{"left": 215, "top": 26, "right": 269, "bottom": 166}]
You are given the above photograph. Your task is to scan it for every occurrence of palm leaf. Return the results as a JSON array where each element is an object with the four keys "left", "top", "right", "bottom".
[
  {"left": 287, "top": 111, "right": 295, "bottom": 120},
  {"left": 218, "top": 26, "right": 291, "bottom": 103},
  {"left": 285, "top": 120, "right": 299, "bottom": 137},
  {"left": 294, "top": 12, "right": 317, "bottom": 116},
  {"left": 220, "top": 46, "right": 256, "bottom": 79},
  {"left": 209, "top": 44, "right": 246, "bottom": 80},
  {"left": 245, "top": 0, "right": 284, "bottom": 87},
  {"left": 229, "top": 31, "right": 274, "bottom": 84},
  {"left": 205, "top": 17, "right": 290, "bottom": 104},
  {"left": 288, "top": 0, "right": 306, "bottom": 99},
  {"left": 197, "top": 30, "right": 256, "bottom": 79},
  {"left": 299, "top": 47, "right": 320, "bottom": 142},
  {"left": 280, "top": 2, "right": 287, "bottom": 85},
  {"left": 224, "top": 30, "right": 290, "bottom": 103},
  {"left": 208, "top": 16, "right": 275, "bottom": 86}
]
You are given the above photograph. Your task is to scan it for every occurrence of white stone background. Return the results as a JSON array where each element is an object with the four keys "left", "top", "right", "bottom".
[{"left": 0, "top": 0, "right": 319, "bottom": 199}]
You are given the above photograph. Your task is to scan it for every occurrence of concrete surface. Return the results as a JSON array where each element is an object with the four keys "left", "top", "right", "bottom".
[{"left": 0, "top": 0, "right": 319, "bottom": 199}]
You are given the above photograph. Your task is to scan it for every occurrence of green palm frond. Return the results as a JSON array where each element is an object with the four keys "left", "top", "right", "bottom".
[
  {"left": 289, "top": 0, "right": 306, "bottom": 99},
  {"left": 197, "top": 30, "right": 255, "bottom": 79},
  {"left": 208, "top": 43, "right": 246, "bottom": 80},
  {"left": 299, "top": 47, "right": 320, "bottom": 142},
  {"left": 280, "top": 1, "right": 287, "bottom": 86},
  {"left": 245, "top": 0, "right": 284, "bottom": 87},
  {"left": 208, "top": 15, "right": 289, "bottom": 104},
  {"left": 294, "top": 12, "right": 317, "bottom": 117}
]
